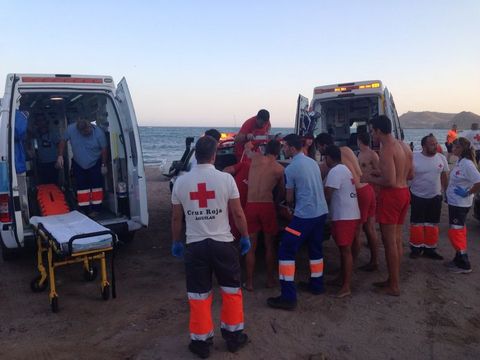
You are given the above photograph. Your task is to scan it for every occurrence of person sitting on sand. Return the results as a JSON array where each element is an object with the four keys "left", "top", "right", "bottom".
[
  {"left": 243, "top": 140, "right": 285, "bottom": 291},
  {"left": 324, "top": 145, "right": 360, "bottom": 298}
]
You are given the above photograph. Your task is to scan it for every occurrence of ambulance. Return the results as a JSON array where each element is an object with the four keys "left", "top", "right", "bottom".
[
  {"left": 295, "top": 80, "right": 404, "bottom": 148},
  {"left": 0, "top": 74, "right": 148, "bottom": 260}
]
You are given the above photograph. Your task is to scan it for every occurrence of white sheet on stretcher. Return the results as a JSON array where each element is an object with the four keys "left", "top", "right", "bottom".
[{"left": 30, "top": 211, "right": 112, "bottom": 254}]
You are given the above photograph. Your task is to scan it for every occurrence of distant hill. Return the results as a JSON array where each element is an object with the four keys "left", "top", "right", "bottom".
[{"left": 399, "top": 111, "right": 480, "bottom": 130}]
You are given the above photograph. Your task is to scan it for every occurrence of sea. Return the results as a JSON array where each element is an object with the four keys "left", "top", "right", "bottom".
[{"left": 139, "top": 127, "right": 452, "bottom": 172}]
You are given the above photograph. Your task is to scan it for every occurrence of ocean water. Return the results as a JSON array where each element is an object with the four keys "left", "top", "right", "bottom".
[{"left": 139, "top": 127, "right": 452, "bottom": 170}]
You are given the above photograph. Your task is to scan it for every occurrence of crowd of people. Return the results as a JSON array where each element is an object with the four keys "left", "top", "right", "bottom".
[{"left": 170, "top": 110, "right": 480, "bottom": 358}]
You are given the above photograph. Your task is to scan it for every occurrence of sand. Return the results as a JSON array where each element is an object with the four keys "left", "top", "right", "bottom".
[{"left": 0, "top": 166, "right": 479, "bottom": 359}]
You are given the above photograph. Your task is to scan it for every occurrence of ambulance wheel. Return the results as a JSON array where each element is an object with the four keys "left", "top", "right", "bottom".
[
  {"left": 51, "top": 296, "right": 59, "bottom": 313},
  {"left": 83, "top": 266, "right": 98, "bottom": 282},
  {"left": 101, "top": 285, "right": 110, "bottom": 300},
  {"left": 1, "top": 238, "right": 17, "bottom": 262},
  {"left": 30, "top": 276, "right": 48, "bottom": 292}
]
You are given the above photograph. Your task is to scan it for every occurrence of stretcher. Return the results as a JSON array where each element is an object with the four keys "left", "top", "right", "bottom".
[{"left": 29, "top": 211, "right": 117, "bottom": 312}]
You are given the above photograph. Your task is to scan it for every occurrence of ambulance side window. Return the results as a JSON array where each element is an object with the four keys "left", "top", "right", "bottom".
[{"left": 129, "top": 131, "right": 138, "bottom": 166}]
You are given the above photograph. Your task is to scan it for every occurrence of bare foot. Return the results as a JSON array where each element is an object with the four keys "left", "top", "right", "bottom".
[
  {"left": 372, "top": 280, "right": 390, "bottom": 288},
  {"left": 336, "top": 288, "right": 352, "bottom": 298},
  {"left": 358, "top": 263, "right": 378, "bottom": 272},
  {"left": 242, "top": 282, "right": 254, "bottom": 292},
  {"left": 373, "top": 286, "right": 400, "bottom": 297}
]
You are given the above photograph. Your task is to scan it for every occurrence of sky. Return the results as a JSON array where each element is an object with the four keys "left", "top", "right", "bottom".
[{"left": 0, "top": 0, "right": 479, "bottom": 127}]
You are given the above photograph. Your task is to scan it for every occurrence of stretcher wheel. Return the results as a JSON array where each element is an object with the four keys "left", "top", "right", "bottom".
[
  {"left": 101, "top": 285, "right": 110, "bottom": 301},
  {"left": 30, "top": 276, "right": 48, "bottom": 293},
  {"left": 83, "top": 266, "right": 98, "bottom": 281},
  {"left": 51, "top": 296, "right": 59, "bottom": 313}
]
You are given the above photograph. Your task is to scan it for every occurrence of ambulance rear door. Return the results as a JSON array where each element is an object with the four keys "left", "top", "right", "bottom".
[
  {"left": 294, "top": 94, "right": 310, "bottom": 136},
  {"left": 115, "top": 78, "right": 148, "bottom": 227}
]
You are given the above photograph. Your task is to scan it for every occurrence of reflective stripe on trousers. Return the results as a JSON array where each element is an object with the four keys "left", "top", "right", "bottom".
[
  {"left": 220, "top": 286, "right": 244, "bottom": 332},
  {"left": 188, "top": 291, "right": 214, "bottom": 341},
  {"left": 410, "top": 223, "right": 439, "bottom": 248},
  {"left": 90, "top": 187, "right": 104, "bottom": 205},
  {"left": 77, "top": 189, "right": 90, "bottom": 207},
  {"left": 448, "top": 226, "right": 467, "bottom": 252},
  {"left": 310, "top": 258, "right": 324, "bottom": 278}
]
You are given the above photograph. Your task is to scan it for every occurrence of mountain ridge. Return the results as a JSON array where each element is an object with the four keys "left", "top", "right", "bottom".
[{"left": 399, "top": 111, "right": 480, "bottom": 129}]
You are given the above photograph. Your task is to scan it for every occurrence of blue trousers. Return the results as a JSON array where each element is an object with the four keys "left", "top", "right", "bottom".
[{"left": 278, "top": 215, "right": 326, "bottom": 301}]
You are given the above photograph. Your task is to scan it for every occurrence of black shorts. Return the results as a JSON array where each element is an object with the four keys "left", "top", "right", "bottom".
[
  {"left": 184, "top": 239, "right": 241, "bottom": 293},
  {"left": 410, "top": 194, "right": 442, "bottom": 223},
  {"left": 445, "top": 142, "right": 453, "bottom": 153},
  {"left": 448, "top": 205, "right": 470, "bottom": 227}
]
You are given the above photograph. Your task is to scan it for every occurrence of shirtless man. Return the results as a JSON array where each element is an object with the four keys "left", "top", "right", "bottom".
[
  {"left": 244, "top": 140, "right": 285, "bottom": 291},
  {"left": 356, "top": 132, "right": 380, "bottom": 271},
  {"left": 315, "top": 133, "right": 377, "bottom": 269},
  {"left": 361, "top": 115, "right": 411, "bottom": 296}
]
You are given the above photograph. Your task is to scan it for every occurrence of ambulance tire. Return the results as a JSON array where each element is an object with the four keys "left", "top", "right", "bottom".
[
  {"left": 102, "top": 285, "right": 110, "bottom": 301},
  {"left": 83, "top": 266, "right": 98, "bottom": 282},
  {"left": 30, "top": 276, "right": 48, "bottom": 292},
  {"left": 0, "top": 236, "right": 17, "bottom": 262}
]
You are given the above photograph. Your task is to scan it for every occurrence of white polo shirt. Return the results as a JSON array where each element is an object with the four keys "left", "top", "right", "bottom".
[
  {"left": 172, "top": 164, "right": 239, "bottom": 244},
  {"left": 463, "top": 130, "right": 480, "bottom": 151},
  {"left": 446, "top": 158, "right": 480, "bottom": 207},
  {"left": 410, "top": 152, "right": 449, "bottom": 198},
  {"left": 325, "top": 164, "right": 360, "bottom": 221}
]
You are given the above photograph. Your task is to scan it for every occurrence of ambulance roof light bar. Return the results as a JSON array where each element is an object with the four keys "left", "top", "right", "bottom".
[{"left": 314, "top": 82, "right": 381, "bottom": 95}]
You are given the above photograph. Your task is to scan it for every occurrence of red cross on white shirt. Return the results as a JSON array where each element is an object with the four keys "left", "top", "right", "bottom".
[
  {"left": 190, "top": 183, "right": 216, "bottom": 208},
  {"left": 474, "top": 133, "right": 480, "bottom": 141}
]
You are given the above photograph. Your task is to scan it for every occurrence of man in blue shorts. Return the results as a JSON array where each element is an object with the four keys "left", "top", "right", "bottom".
[{"left": 267, "top": 134, "right": 328, "bottom": 310}]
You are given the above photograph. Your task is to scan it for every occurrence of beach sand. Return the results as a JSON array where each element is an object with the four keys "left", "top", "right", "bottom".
[{"left": 1, "top": 166, "right": 479, "bottom": 359}]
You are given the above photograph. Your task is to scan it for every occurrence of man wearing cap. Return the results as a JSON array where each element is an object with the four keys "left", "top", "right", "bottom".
[{"left": 56, "top": 119, "right": 108, "bottom": 217}]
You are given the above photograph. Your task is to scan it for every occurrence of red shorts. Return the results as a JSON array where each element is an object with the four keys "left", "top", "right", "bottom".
[
  {"left": 331, "top": 220, "right": 360, "bottom": 247},
  {"left": 376, "top": 187, "right": 411, "bottom": 225},
  {"left": 245, "top": 202, "right": 278, "bottom": 235},
  {"left": 357, "top": 184, "right": 376, "bottom": 224}
]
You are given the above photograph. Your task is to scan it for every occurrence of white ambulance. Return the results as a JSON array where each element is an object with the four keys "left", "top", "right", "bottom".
[
  {"left": 0, "top": 74, "right": 148, "bottom": 259},
  {"left": 295, "top": 80, "right": 404, "bottom": 148}
]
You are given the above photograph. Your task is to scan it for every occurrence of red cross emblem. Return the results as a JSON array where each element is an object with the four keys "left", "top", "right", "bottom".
[
  {"left": 190, "top": 183, "right": 216, "bottom": 208},
  {"left": 474, "top": 133, "right": 480, "bottom": 141}
]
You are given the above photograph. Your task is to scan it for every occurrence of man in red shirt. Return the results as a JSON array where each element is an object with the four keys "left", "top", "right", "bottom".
[{"left": 234, "top": 110, "right": 271, "bottom": 161}]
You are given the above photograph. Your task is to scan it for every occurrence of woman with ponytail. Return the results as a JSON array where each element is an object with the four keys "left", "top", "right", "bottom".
[{"left": 445, "top": 137, "right": 480, "bottom": 273}]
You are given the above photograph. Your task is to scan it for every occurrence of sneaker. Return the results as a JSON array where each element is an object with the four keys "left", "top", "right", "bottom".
[
  {"left": 409, "top": 247, "right": 423, "bottom": 259},
  {"left": 297, "top": 281, "right": 325, "bottom": 295},
  {"left": 225, "top": 333, "right": 248, "bottom": 353},
  {"left": 267, "top": 296, "right": 297, "bottom": 310},
  {"left": 451, "top": 254, "right": 473, "bottom": 274},
  {"left": 422, "top": 248, "right": 444, "bottom": 260},
  {"left": 189, "top": 340, "right": 210, "bottom": 359}
]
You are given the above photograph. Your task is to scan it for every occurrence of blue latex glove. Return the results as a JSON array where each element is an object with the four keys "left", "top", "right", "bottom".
[
  {"left": 240, "top": 236, "right": 251, "bottom": 256},
  {"left": 171, "top": 241, "right": 184, "bottom": 258},
  {"left": 454, "top": 186, "right": 470, "bottom": 198}
]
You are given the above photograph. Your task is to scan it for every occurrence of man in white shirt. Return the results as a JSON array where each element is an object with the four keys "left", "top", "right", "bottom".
[
  {"left": 409, "top": 134, "right": 449, "bottom": 259},
  {"left": 324, "top": 145, "right": 360, "bottom": 298},
  {"left": 463, "top": 123, "right": 480, "bottom": 161},
  {"left": 171, "top": 135, "right": 251, "bottom": 358}
]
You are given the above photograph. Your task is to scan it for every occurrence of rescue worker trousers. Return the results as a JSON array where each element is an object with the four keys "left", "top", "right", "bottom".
[
  {"left": 448, "top": 205, "right": 470, "bottom": 253},
  {"left": 278, "top": 214, "right": 327, "bottom": 301},
  {"left": 73, "top": 159, "right": 104, "bottom": 212},
  {"left": 185, "top": 239, "right": 244, "bottom": 341},
  {"left": 409, "top": 194, "right": 442, "bottom": 249}
]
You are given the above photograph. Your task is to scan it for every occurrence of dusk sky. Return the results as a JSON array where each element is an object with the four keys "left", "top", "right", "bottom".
[{"left": 1, "top": 1, "right": 478, "bottom": 127}]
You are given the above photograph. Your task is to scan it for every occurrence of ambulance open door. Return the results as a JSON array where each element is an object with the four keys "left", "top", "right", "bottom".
[
  {"left": 115, "top": 78, "right": 148, "bottom": 227},
  {"left": 294, "top": 94, "right": 310, "bottom": 136}
]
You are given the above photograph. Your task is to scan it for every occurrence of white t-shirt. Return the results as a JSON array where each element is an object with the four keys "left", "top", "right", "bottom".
[
  {"left": 325, "top": 164, "right": 360, "bottom": 221},
  {"left": 410, "top": 152, "right": 449, "bottom": 198},
  {"left": 171, "top": 164, "right": 239, "bottom": 244},
  {"left": 446, "top": 158, "right": 480, "bottom": 207},
  {"left": 463, "top": 130, "right": 480, "bottom": 151}
]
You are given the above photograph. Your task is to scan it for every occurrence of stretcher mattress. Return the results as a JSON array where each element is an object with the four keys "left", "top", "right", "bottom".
[{"left": 30, "top": 211, "right": 112, "bottom": 254}]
